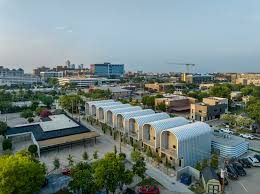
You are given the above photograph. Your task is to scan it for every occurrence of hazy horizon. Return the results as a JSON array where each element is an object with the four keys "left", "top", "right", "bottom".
[{"left": 1, "top": 0, "right": 260, "bottom": 73}]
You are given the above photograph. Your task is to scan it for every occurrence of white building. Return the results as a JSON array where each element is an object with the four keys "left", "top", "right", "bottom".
[
  {"left": 211, "top": 132, "right": 249, "bottom": 158},
  {"left": 40, "top": 71, "right": 63, "bottom": 81},
  {"left": 0, "top": 75, "right": 41, "bottom": 86},
  {"left": 58, "top": 77, "right": 120, "bottom": 88}
]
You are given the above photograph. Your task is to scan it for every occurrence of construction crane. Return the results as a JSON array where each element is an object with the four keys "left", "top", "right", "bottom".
[{"left": 167, "top": 62, "right": 195, "bottom": 74}]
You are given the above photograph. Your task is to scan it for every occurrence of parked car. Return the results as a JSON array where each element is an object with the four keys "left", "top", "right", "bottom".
[
  {"left": 238, "top": 158, "right": 252, "bottom": 168},
  {"left": 220, "top": 128, "right": 234, "bottom": 134},
  {"left": 62, "top": 168, "right": 71, "bottom": 176},
  {"left": 254, "top": 154, "right": 260, "bottom": 161},
  {"left": 225, "top": 165, "right": 238, "bottom": 180},
  {"left": 239, "top": 134, "right": 255, "bottom": 140},
  {"left": 232, "top": 163, "right": 246, "bottom": 176},
  {"left": 247, "top": 157, "right": 260, "bottom": 167}
]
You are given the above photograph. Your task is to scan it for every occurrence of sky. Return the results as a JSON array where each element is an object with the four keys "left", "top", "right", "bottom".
[{"left": 0, "top": 0, "right": 260, "bottom": 73}]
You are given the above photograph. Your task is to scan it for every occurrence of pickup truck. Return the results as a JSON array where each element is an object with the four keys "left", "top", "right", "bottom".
[
  {"left": 220, "top": 128, "right": 234, "bottom": 134},
  {"left": 239, "top": 133, "right": 255, "bottom": 140}
]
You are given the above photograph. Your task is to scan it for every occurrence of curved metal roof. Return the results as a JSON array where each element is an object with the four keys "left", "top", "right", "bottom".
[
  {"left": 117, "top": 109, "right": 155, "bottom": 120},
  {"left": 130, "top": 113, "right": 170, "bottom": 127},
  {"left": 102, "top": 104, "right": 131, "bottom": 113},
  {"left": 110, "top": 106, "right": 142, "bottom": 114},
  {"left": 144, "top": 117, "right": 190, "bottom": 137},
  {"left": 86, "top": 100, "right": 114, "bottom": 106},
  {"left": 163, "top": 122, "right": 212, "bottom": 142},
  {"left": 95, "top": 102, "right": 121, "bottom": 109}
]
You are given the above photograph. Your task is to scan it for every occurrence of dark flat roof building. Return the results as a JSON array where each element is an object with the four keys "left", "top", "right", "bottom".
[{"left": 5, "top": 114, "right": 99, "bottom": 155}]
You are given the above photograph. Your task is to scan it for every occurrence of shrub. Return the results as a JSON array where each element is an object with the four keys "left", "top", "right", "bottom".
[
  {"left": 28, "top": 144, "right": 38, "bottom": 156},
  {"left": 2, "top": 139, "right": 12, "bottom": 150},
  {"left": 27, "top": 117, "right": 34, "bottom": 123},
  {"left": 119, "top": 153, "right": 126, "bottom": 159},
  {"left": 0, "top": 121, "right": 8, "bottom": 135},
  {"left": 20, "top": 109, "right": 33, "bottom": 118},
  {"left": 40, "top": 109, "right": 50, "bottom": 118}
]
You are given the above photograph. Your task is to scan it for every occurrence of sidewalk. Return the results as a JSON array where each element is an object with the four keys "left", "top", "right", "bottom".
[{"left": 79, "top": 117, "right": 192, "bottom": 194}]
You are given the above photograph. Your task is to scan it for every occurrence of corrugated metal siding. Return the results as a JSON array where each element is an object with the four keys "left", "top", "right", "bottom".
[
  {"left": 95, "top": 102, "right": 122, "bottom": 119},
  {"left": 111, "top": 106, "right": 142, "bottom": 127},
  {"left": 143, "top": 117, "right": 189, "bottom": 148},
  {"left": 129, "top": 113, "right": 170, "bottom": 140},
  {"left": 86, "top": 100, "right": 114, "bottom": 115},
  {"left": 164, "top": 122, "right": 212, "bottom": 167},
  {"left": 116, "top": 109, "right": 154, "bottom": 132},
  {"left": 103, "top": 104, "right": 131, "bottom": 122},
  {"left": 211, "top": 141, "right": 249, "bottom": 158}
]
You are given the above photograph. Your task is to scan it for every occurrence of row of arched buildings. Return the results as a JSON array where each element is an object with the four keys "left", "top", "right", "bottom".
[{"left": 86, "top": 99, "right": 212, "bottom": 167}]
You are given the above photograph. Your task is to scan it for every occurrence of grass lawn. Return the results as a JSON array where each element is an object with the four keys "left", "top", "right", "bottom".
[{"left": 189, "top": 183, "right": 205, "bottom": 194}]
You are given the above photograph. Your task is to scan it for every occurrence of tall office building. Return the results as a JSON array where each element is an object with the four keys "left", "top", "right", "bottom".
[
  {"left": 90, "top": 62, "right": 124, "bottom": 78},
  {"left": 65, "top": 60, "right": 71, "bottom": 68}
]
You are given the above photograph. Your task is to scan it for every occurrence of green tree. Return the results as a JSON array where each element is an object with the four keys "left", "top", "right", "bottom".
[
  {"left": 246, "top": 98, "right": 260, "bottom": 123},
  {"left": 241, "top": 86, "right": 254, "bottom": 96},
  {"left": 131, "top": 150, "right": 142, "bottom": 162},
  {"left": 132, "top": 157, "right": 146, "bottom": 180},
  {"left": 53, "top": 158, "right": 60, "bottom": 170},
  {"left": 202, "top": 159, "right": 208, "bottom": 169},
  {"left": 93, "top": 152, "right": 133, "bottom": 194},
  {"left": 82, "top": 151, "right": 89, "bottom": 161},
  {"left": 20, "top": 109, "right": 34, "bottom": 118},
  {"left": 114, "top": 145, "right": 117, "bottom": 155},
  {"left": 59, "top": 94, "right": 83, "bottom": 113},
  {"left": 209, "top": 84, "right": 231, "bottom": 99},
  {"left": 0, "top": 154, "right": 46, "bottom": 194},
  {"left": 0, "top": 121, "right": 7, "bottom": 135},
  {"left": 93, "top": 150, "right": 99, "bottom": 160},
  {"left": 252, "top": 86, "right": 260, "bottom": 98},
  {"left": 28, "top": 144, "right": 38, "bottom": 157},
  {"left": 69, "top": 162, "right": 96, "bottom": 194},
  {"left": 195, "top": 162, "right": 202, "bottom": 171},
  {"left": 156, "top": 103, "right": 166, "bottom": 112},
  {"left": 2, "top": 139, "right": 12, "bottom": 151},
  {"left": 220, "top": 114, "right": 236, "bottom": 125},
  {"left": 235, "top": 116, "right": 254, "bottom": 128},
  {"left": 142, "top": 96, "right": 155, "bottom": 108},
  {"left": 67, "top": 154, "right": 74, "bottom": 167},
  {"left": 210, "top": 154, "right": 219, "bottom": 169},
  {"left": 35, "top": 107, "right": 44, "bottom": 115},
  {"left": 146, "top": 147, "right": 153, "bottom": 158},
  {"left": 47, "top": 78, "right": 58, "bottom": 87},
  {"left": 27, "top": 117, "right": 34, "bottom": 123}
]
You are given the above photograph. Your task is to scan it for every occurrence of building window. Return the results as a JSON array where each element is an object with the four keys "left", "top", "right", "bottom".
[
  {"left": 173, "top": 145, "right": 176, "bottom": 149},
  {"left": 208, "top": 185, "right": 219, "bottom": 194},
  {"left": 153, "top": 137, "right": 156, "bottom": 140},
  {"left": 170, "top": 157, "right": 173, "bottom": 160}
]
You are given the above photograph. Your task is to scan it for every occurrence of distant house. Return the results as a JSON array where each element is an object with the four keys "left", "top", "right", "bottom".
[{"left": 201, "top": 167, "right": 221, "bottom": 194}]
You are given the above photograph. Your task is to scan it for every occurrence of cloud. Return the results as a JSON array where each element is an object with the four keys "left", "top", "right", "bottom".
[{"left": 55, "top": 25, "right": 72, "bottom": 33}]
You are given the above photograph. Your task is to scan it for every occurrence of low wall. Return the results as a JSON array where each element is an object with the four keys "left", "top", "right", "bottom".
[{"left": 176, "top": 166, "right": 200, "bottom": 182}]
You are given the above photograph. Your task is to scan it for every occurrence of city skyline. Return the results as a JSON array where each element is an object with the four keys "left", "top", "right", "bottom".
[{"left": 1, "top": 0, "right": 260, "bottom": 73}]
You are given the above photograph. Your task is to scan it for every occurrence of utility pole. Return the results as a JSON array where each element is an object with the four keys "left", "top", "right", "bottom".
[{"left": 71, "top": 100, "right": 74, "bottom": 118}]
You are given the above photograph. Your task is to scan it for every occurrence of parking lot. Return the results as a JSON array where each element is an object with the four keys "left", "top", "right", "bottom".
[
  {"left": 0, "top": 112, "right": 28, "bottom": 127},
  {"left": 225, "top": 167, "right": 260, "bottom": 194}
]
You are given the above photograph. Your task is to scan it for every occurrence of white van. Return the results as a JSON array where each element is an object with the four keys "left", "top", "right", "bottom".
[{"left": 247, "top": 157, "right": 260, "bottom": 167}]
